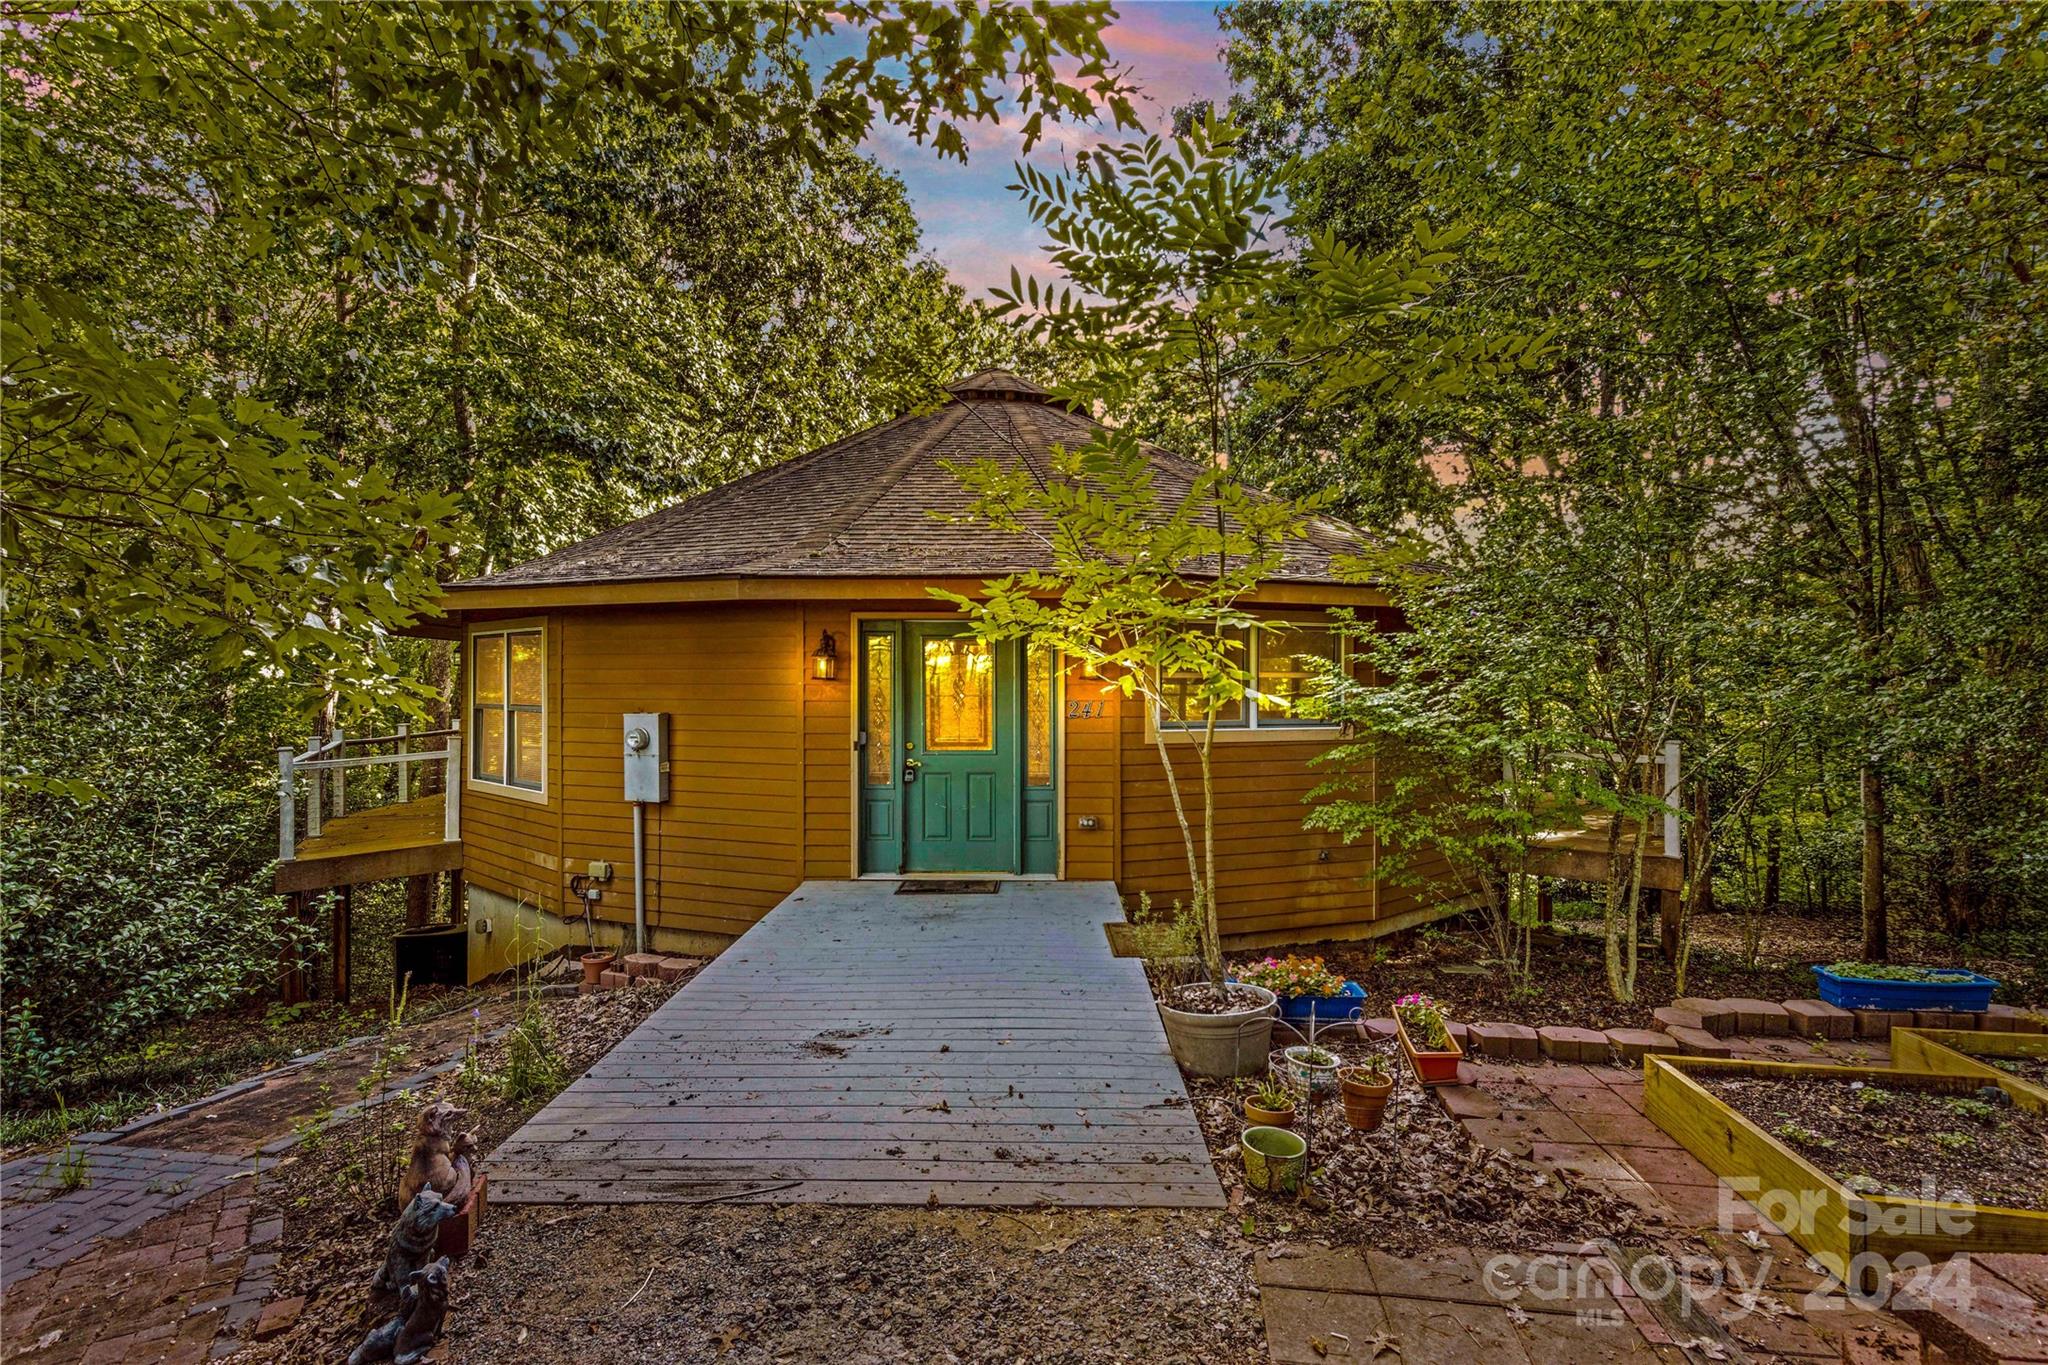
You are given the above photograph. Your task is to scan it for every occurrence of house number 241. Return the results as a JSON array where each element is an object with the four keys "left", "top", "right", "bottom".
[{"left": 1066, "top": 700, "right": 1107, "bottom": 720}]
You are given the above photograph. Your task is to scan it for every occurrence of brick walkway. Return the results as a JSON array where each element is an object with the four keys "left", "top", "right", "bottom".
[
  {"left": 1, "top": 1013, "right": 501, "bottom": 1364},
  {"left": 0, "top": 1185, "right": 289, "bottom": 1364},
  {"left": 0, "top": 1147, "right": 261, "bottom": 1291}
]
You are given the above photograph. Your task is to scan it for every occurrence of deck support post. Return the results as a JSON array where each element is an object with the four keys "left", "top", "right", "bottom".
[
  {"left": 1536, "top": 884, "right": 1553, "bottom": 926},
  {"left": 448, "top": 868, "right": 465, "bottom": 926},
  {"left": 280, "top": 893, "right": 310, "bottom": 1004},
  {"left": 1658, "top": 887, "right": 1682, "bottom": 962},
  {"left": 396, "top": 723, "right": 410, "bottom": 803},
  {"left": 405, "top": 873, "right": 434, "bottom": 929},
  {"left": 331, "top": 885, "right": 352, "bottom": 1002}
]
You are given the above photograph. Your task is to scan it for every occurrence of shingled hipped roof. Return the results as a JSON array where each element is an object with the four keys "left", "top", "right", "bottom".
[{"left": 447, "top": 370, "right": 1376, "bottom": 595}]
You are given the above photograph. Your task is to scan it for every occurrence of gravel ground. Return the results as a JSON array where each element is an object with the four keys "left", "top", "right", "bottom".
[{"left": 449, "top": 1203, "right": 1264, "bottom": 1364}]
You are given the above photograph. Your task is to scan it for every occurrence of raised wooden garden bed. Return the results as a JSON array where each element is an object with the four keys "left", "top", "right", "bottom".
[
  {"left": 1643, "top": 1055, "right": 2048, "bottom": 1292},
  {"left": 1892, "top": 1026, "right": 2048, "bottom": 1108}
]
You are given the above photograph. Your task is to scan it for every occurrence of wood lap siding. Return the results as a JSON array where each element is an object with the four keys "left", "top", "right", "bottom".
[
  {"left": 455, "top": 595, "right": 1425, "bottom": 949},
  {"left": 1061, "top": 657, "right": 1119, "bottom": 882},
  {"left": 460, "top": 605, "right": 808, "bottom": 940},
  {"left": 802, "top": 603, "right": 854, "bottom": 878},
  {"left": 1116, "top": 706, "right": 1381, "bottom": 944}
]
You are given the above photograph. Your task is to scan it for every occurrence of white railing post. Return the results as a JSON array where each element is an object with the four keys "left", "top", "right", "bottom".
[
  {"left": 396, "top": 723, "right": 411, "bottom": 803},
  {"left": 306, "top": 733, "right": 323, "bottom": 838},
  {"left": 331, "top": 727, "right": 346, "bottom": 817},
  {"left": 1662, "top": 738, "right": 1682, "bottom": 859},
  {"left": 278, "top": 748, "right": 296, "bottom": 862},
  {"left": 443, "top": 729, "right": 462, "bottom": 843}
]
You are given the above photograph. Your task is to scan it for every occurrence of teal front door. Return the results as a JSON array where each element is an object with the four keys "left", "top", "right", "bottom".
[
  {"left": 903, "top": 623, "right": 1017, "bottom": 873},
  {"left": 857, "top": 622, "right": 1059, "bottom": 876}
]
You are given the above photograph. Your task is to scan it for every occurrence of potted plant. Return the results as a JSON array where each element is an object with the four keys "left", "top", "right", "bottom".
[
  {"left": 1337, "top": 1058, "right": 1394, "bottom": 1131},
  {"left": 579, "top": 949, "right": 615, "bottom": 987},
  {"left": 1236, "top": 955, "right": 1367, "bottom": 1028},
  {"left": 1244, "top": 1079, "right": 1297, "bottom": 1129},
  {"left": 1393, "top": 993, "right": 1462, "bottom": 1087},
  {"left": 1157, "top": 978, "right": 1279, "bottom": 1078},
  {"left": 1282, "top": 1043, "right": 1343, "bottom": 1098},
  {"left": 1240, "top": 1125, "right": 1309, "bottom": 1195}
]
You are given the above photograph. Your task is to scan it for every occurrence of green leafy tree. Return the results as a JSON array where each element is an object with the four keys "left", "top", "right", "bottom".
[
  {"left": 2, "top": 2, "right": 1132, "bottom": 701},
  {"left": 942, "top": 119, "right": 1543, "bottom": 990},
  {"left": 1225, "top": 1, "right": 2048, "bottom": 958}
]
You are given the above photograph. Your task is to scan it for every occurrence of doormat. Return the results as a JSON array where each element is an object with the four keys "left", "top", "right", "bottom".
[{"left": 895, "top": 880, "right": 1001, "bottom": 895}]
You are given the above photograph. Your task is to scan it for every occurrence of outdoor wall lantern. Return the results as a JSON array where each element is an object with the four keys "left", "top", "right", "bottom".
[{"left": 812, "top": 630, "right": 839, "bottom": 681}]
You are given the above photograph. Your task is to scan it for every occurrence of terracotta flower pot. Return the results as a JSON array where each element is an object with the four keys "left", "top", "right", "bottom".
[
  {"left": 1395, "top": 1012, "right": 1464, "bottom": 1087},
  {"left": 580, "top": 951, "right": 614, "bottom": 986},
  {"left": 1244, "top": 1098, "right": 1296, "bottom": 1129},
  {"left": 1337, "top": 1066, "right": 1393, "bottom": 1131}
]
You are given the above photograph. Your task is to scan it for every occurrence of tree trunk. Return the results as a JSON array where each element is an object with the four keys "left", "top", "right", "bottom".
[
  {"left": 1763, "top": 820, "right": 1782, "bottom": 916},
  {"left": 1860, "top": 764, "right": 1887, "bottom": 960},
  {"left": 1148, "top": 717, "right": 1205, "bottom": 988}
]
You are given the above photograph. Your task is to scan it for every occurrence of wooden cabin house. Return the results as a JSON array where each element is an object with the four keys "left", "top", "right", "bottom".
[{"left": 281, "top": 371, "right": 1489, "bottom": 985}]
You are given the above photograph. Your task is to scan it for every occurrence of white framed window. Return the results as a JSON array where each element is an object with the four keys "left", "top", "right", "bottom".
[
  {"left": 469, "top": 623, "right": 546, "bottom": 796},
  {"left": 1156, "top": 620, "right": 1344, "bottom": 733}
]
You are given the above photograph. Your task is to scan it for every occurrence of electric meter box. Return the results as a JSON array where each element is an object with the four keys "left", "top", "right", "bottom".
[{"left": 622, "top": 712, "right": 671, "bottom": 803}]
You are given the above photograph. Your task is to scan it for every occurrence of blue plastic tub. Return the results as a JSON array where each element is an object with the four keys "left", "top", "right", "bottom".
[
  {"left": 1811, "top": 965, "right": 1998, "bottom": 1013},
  {"left": 1273, "top": 982, "right": 1367, "bottom": 1026}
]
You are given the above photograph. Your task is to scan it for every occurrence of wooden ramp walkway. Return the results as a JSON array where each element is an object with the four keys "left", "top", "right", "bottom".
[{"left": 491, "top": 880, "right": 1224, "bottom": 1208}]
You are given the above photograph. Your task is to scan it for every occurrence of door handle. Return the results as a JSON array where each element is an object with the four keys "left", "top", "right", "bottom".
[{"left": 903, "top": 757, "right": 922, "bottom": 784}]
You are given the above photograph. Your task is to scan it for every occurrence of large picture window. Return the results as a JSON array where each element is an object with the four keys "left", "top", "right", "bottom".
[
  {"left": 471, "top": 626, "right": 545, "bottom": 793},
  {"left": 1157, "top": 621, "right": 1342, "bottom": 732}
]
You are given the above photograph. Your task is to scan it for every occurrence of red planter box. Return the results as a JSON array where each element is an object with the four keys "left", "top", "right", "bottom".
[
  {"left": 1396, "top": 1013, "right": 1464, "bottom": 1087},
  {"left": 435, "top": 1174, "right": 486, "bottom": 1260}
]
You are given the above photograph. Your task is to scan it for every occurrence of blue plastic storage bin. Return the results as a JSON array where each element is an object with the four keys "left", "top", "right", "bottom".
[
  {"left": 1811, "top": 965, "right": 1998, "bottom": 1012},
  {"left": 1273, "top": 982, "right": 1367, "bottom": 1026}
]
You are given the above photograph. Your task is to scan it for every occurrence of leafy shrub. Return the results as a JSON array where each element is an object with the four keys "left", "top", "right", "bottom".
[{"left": 0, "top": 639, "right": 304, "bottom": 1094}]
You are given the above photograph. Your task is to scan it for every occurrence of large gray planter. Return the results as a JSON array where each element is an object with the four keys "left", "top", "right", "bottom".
[{"left": 1157, "top": 983, "right": 1278, "bottom": 1078}]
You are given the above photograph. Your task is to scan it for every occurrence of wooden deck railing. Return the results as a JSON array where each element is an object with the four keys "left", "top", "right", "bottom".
[{"left": 277, "top": 724, "right": 461, "bottom": 861}]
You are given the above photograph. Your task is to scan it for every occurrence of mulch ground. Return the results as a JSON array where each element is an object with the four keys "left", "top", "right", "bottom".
[
  {"left": 1183, "top": 1036, "right": 1659, "bottom": 1259},
  {"left": 1991, "top": 1055, "right": 2048, "bottom": 1086},
  {"left": 1700, "top": 1073, "right": 2048, "bottom": 1210},
  {"left": 1264, "top": 910, "right": 2043, "bottom": 1034}
]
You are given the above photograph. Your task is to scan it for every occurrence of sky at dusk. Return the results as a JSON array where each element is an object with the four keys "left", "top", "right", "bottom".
[{"left": 856, "top": 2, "right": 1236, "bottom": 299}]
